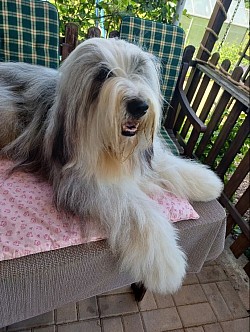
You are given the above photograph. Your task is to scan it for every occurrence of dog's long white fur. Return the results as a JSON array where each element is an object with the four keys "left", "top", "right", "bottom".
[{"left": 0, "top": 38, "right": 223, "bottom": 293}]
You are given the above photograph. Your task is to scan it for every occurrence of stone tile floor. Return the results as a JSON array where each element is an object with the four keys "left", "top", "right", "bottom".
[{"left": 1, "top": 238, "right": 249, "bottom": 332}]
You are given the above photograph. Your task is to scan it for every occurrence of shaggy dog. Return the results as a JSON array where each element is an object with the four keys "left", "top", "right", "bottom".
[{"left": 0, "top": 38, "right": 223, "bottom": 294}]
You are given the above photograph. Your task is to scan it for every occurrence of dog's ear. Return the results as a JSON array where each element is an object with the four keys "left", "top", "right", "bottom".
[
  {"left": 144, "top": 145, "right": 154, "bottom": 169},
  {"left": 51, "top": 121, "right": 67, "bottom": 166},
  {"left": 50, "top": 102, "right": 70, "bottom": 166},
  {"left": 95, "top": 66, "right": 113, "bottom": 82},
  {"left": 86, "top": 65, "right": 113, "bottom": 105}
]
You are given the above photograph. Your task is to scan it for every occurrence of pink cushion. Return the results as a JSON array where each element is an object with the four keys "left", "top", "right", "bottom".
[
  {"left": 0, "top": 159, "right": 199, "bottom": 261},
  {"left": 151, "top": 193, "right": 199, "bottom": 222}
]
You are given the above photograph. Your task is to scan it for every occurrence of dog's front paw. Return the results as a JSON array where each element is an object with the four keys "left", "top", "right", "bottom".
[
  {"left": 194, "top": 167, "right": 224, "bottom": 202},
  {"left": 118, "top": 213, "right": 187, "bottom": 294},
  {"left": 142, "top": 234, "right": 187, "bottom": 294}
]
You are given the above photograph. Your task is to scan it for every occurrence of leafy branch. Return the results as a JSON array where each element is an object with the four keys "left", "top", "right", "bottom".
[{"left": 50, "top": 0, "right": 179, "bottom": 38}]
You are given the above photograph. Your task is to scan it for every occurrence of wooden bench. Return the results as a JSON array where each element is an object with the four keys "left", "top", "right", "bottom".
[{"left": 174, "top": 53, "right": 249, "bottom": 276}]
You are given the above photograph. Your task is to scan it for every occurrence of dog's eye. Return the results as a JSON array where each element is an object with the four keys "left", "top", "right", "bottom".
[
  {"left": 136, "top": 67, "right": 144, "bottom": 75},
  {"left": 96, "top": 66, "right": 113, "bottom": 82}
]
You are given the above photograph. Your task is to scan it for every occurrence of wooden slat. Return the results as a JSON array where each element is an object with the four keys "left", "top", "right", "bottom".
[
  {"left": 185, "top": 130, "right": 200, "bottom": 157},
  {"left": 191, "top": 73, "right": 211, "bottom": 111},
  {"left": 230, "top": 233, "right": 250, "bottom": 259},
  {"left": 226, "top": 215, "right": 235, "bottom": 237},
  {"left": 174, "top": 108, "right": 186, "bottom": 134},
  {"left": 235, "top": 186, "right": 250, "bottom": 217},
  {"left": 199, "top": 82, "right": 221, "bottom": 123},
  {"left": 185, "top": 69, "right": 203, "bottom": 108},
  {"left": 216, "top": 112, "right": 250, "bottom": 177},
  {"left": 195, "top": 90, "right": 232, "bottom": 157},
  {"left": 224, "top": 150, "right": 250, "bottom": 198},
  {"left": 220, "top": 192, "right": 250, "bottom": 239},
  {"left": 204, "top": 102, "right": 246, "bottom": 166},
  {"left": 192, "top": 53, "right": 220, "bottom": 112}
]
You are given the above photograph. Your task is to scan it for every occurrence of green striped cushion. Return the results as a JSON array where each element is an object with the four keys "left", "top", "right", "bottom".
[
  {"left": 160, "top": 127, "right": 179, "bottom": 156},
  {"left": 120, "top": 16, "right": 185, "bottom": 105},
  {"left": 0, "top": 0, "right": 59, "bottom": 68}
]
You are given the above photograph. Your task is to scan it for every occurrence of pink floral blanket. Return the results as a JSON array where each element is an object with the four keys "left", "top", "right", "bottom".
[{"left": 0, "top": 159, "right": 199, "bottom": 261}]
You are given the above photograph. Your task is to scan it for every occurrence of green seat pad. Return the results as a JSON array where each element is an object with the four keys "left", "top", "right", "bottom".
[
  {"left": 160, "top": 126, "right": 179, "bottom": 156},
  {"left": 120, "top": 16, "right": 185, "bottom": 104},
  {"left": 0, "top": 0, "right": 59, "bottom": 68}
]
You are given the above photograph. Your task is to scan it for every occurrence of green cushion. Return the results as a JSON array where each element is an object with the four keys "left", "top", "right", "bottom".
[
  {"left": 120, "top": 16, "right": 185, "bottom": 104},
  {"left": 0, "top": 0, "right": 59, "bottom": 68},
  {"left": 160, "top": 127, "right": 179, "bottom": 156}
]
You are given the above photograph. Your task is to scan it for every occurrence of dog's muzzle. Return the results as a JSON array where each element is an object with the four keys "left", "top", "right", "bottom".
[
  {"left": 122, "top": 99, "right": 149, "bottom": 137},
  {"left": 127, "top": 99, "right": 149, "bottom": 119}
]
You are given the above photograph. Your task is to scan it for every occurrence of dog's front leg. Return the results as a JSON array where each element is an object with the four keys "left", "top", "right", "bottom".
[
  {"left": 103, "top": 185, "right": 186, "bottom": 294},
  {"left": 152, "top": 142, "right": 223, "bottom": 202}
]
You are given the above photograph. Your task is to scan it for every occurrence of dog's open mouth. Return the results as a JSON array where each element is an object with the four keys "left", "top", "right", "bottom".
[{"left": 122, "top": 121, "right": 140, "bottom": 136}]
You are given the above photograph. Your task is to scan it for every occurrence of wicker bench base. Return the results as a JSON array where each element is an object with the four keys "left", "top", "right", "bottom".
[{"left": 0, "top": 199, "right": 226, "bottom": 327}]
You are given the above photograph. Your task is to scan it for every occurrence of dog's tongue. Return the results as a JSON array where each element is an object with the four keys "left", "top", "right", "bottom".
[{"left": 122, "top": 121, "right": 139, "bottom": 136}]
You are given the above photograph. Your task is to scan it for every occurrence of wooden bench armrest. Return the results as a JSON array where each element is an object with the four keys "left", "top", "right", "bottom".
[
  {"left": 177, "top": 85, "right": 207, "bottom": 133},
  {"left": 165, "top": 46, "right": 206, "bottom": 135},
  {"left": 176, "top": 48, "right": 207, "bottom": 134}
]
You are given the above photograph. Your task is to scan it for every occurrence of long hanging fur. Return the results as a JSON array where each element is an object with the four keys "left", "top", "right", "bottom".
[{"left": 0, "top": 38, "right": 223, "bottom": 293}]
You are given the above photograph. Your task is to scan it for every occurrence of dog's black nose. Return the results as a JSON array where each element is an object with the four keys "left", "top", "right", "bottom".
[{"left": 127, "top": 99, "right": 148, "bottom": 119}]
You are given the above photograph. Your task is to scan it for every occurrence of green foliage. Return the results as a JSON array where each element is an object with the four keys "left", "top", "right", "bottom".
[
  {"left": 51, "top": 0, "right": 178, "bottom": 38},
  {"left": 99, "top": 0, "right": 178, "bottom": 34},
  {"left": 217, "top": 42, "right": 249, "bottom": 68},
  {"left": 51, "top": 0, "right": 96, "bottom": 37}
]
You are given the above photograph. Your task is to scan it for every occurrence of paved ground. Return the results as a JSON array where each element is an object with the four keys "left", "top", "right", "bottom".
[{"left": 1, "top": 238, "right": 249, "bottom": 332}]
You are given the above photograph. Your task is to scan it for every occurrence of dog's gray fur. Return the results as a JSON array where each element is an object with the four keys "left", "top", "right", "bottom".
[{"left": 0, "top": 38, "right": 223, "bottom": 293}]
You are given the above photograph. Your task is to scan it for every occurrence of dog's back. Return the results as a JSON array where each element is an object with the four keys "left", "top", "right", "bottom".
[{"left": 0, "top": 62, "right": 58, "bottom": 149}]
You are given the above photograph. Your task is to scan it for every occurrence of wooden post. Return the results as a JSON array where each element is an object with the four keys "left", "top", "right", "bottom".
[
  {"left": 196, "top": 0, "right": 233, "bottom": 61},
  {"left": 61, "top": 23, "right": 78, "bottom": 61}
]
